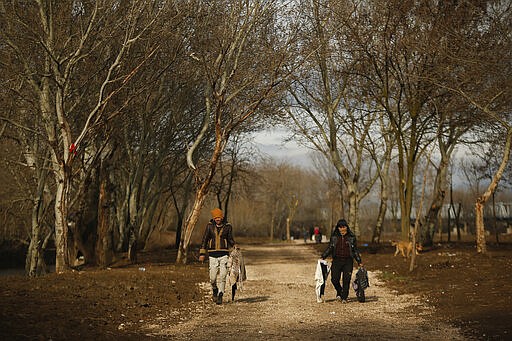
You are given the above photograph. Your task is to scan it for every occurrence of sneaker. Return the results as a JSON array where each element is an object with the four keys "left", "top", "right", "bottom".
[
  {"left": 336, "top": 296, "right": 342, "bottom": 302},
  {"left": 341, "top": 299, "right": 348, "bottom": 303},
  {"left": 216, "top": 292, "right": 223, "bottom": 305},
  {"left": 316, "top": 296, "right": 323, "bottom": 303}
]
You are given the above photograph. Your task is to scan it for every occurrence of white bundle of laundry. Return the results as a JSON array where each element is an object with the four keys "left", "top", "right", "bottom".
[{"left": 314, "top": 259, "right": 330, "bottom": 303}]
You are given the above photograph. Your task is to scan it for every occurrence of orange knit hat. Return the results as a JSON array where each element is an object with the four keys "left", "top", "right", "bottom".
[{"left": 211, "top": 208, "right": 223, "bottom": 219}]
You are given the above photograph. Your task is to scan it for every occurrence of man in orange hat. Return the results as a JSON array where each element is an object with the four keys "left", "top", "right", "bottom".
[{"left": 199, "top": 208, "right": 236, "bottom": 305}]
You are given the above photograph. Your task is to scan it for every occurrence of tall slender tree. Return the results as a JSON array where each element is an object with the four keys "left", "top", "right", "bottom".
[{"left": 177, "top": 0, "right": 296, "bottom": 263}]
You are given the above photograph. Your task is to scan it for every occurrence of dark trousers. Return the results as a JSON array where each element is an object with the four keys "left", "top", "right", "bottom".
[{"left": 330, "top": 257, "right": 353, "bottom": 299}]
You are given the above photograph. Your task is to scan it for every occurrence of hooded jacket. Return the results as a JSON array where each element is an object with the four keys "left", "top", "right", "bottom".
[{"left": 321, "top": 226, "right": 362, "bottom": 264}]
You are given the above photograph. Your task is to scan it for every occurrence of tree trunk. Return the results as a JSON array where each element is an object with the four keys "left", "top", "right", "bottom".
[
  {"left": 270, "top": 214, "right": 275, "bottom": 242},
  {"left": 492, "top": 191, "right": 499, "bottom": 244},
  {"left": 177, "top": 190, "right": 207, "bottom": 264},
  {"left": 96, "top": 161, "right": 114, "bottom": 268},
  {"left": 409, "top": 149, "right": 432, "bottom": 272},
  {"left": 447, "top": 192, "right": 452, "bottom": 243},
  {"left": 26, "top": 161, "right": 51, "bottom": 277},
  {"left": 423, "top": 171, "right": 447, "bottom": 246},
  {"left": 26, "top": 224, "right": 43, "bottom": 277},
  {"left": 409, "top": 222, "right": 418, "bottom": 272},
  {"left": 474, "top": 128, "right": 512, "bottom": 254},
  {"left": 347, "top": 188, "right": 359, "bottom": 236},
  {"left": 177, "top": 137, "right": 224, "bottom": 264},
  {"left": 172, "top": 171, "right": 193, "bottom": 249},
  {"left": 54, "top": 172, "right": 70, "bottom": 273},
  {"left": 455, "top": 203, "right": 462, "bottom": 241},
  {"left": 286, "top": 218, "right": 290, "bottom": 241},
  {"left": 399, "top": 156, "right": 415, "bottom": 242},
  {"left": 338, "top": 181, "right": 345, "bottom": 219},
  {"left": 372, "top": 153, "right": 390, "bottom": 244},
  {"left": 270, "top": 200, "right": 279, "bottom": 242},
  {"left": 475, "top": 201, "right": 487, "bottom": 254},
  {"left": 127, "top": 161, "right": 144, "bottom": 263},
  {"left": 116, "top": 182, "right": 131, "bottom": 252},
  {"left": 372, "top": 197, "right": 387, "bottom": 244},
  {"left": 128, "top": 223, "right": 138, "bottom": 263}
]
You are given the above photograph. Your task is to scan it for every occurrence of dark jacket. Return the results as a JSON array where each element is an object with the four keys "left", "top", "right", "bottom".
[
  {"left": 199, "top": 220, "right": 236, "bottom": 255},
  {"left": 321, "top": 227, "right": 362, "bottom": 264}
]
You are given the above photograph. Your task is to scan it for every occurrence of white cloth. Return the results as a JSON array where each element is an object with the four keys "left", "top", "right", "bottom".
[{"left": 315, "top": 259, "right": 330, "bottom": 298}]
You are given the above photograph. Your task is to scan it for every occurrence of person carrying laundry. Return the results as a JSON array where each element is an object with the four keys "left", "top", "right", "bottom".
[
  {"left": 199, "top": 208, "right": 236, "bottom": 305},
  {"left": 321, "top": 219, "right": 363, "bottom": 303}
]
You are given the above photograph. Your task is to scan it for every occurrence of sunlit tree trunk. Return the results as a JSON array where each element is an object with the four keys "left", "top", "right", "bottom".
[
  {"left": 54, "top": 170, "right": 70, "bottom": 273},
  {"left": 346, "top": 187, "right": 358, "bottom": 235},
  {"left": 474, "top": 128, "right": 512, "bottom": 253},
  {"left": 285, "top": 198, "right": 299, "bottom": 241},
  {"left": 177, "top": 137, "right": 223, "bottom": 264}
]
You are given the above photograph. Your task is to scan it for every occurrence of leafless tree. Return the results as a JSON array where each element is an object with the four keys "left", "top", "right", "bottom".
[
  {"left": 287, "top": 0, "right": 381, "bottom": 236},
  {"left": 433, "top": 0, "right": 512, "bottom": 253},
  {"left": 1, "top": 0, "right": 170, "bottom": 272},
  {"left": 177, "top": 0, "right": 296, "bottom": 263}
]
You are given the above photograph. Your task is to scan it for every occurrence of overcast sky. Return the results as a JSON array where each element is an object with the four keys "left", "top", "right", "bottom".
[{"left": 251, "top": 128, "right": 314, "bottom": 168}]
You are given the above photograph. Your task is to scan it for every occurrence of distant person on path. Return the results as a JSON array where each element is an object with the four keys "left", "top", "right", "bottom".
[
  {"left": 303, "top": 228, "right": 309, "bottom": 243},
  {"left": 199, "top": 208, "right": 236, "bottom": 305},
  {"left": 314, "top": 226, "right": 322, "bottom": 243},
  {"left": 321, "top": 219, "right": 362, "bottom": 303}
]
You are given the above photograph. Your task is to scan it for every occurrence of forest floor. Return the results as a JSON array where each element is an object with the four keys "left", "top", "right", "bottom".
[{"left": 1, "top": 237, "right": 511, "bottom": 340}]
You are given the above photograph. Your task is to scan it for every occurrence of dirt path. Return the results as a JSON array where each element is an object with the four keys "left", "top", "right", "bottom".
[{"left": 145, "top": 244, "right": 464, "bottom": 340}]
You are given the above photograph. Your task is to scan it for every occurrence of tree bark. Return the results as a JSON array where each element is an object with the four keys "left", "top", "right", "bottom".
[
  {"left": 96, "top": 160, "right": 114, "bottom": 268},
  {"left": 54, "top": 172, "right": 70, "bottom": 273},
  {"left": 177, "top": 137, "right": 224, "bottom": 264},
  {"left": 26, "top": 154, "right": 51, "bottom": 277},
  {"left": 423, "top": 160, "right": 448, "bottom": 246},
  {"left": 475, "top": 128, "right": 512, "bottom": 253}
]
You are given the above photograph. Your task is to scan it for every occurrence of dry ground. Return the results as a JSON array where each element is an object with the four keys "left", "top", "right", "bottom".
[{"left": 1, "top": 239, "right": 511, "bottom": 340}]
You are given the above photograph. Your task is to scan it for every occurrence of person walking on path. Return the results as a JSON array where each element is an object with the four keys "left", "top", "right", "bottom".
[
  {"left": 198, "top": 208, "right": 236, "bottom": 305},
  {"left": 321, "top": 219, "right": 363, "bottom": 303},
  {"left": 303, "top": 228, "right": 309, "bottom": 244},
  {"left": 313, "top": 226, "right": 322, "bottom": 243}
]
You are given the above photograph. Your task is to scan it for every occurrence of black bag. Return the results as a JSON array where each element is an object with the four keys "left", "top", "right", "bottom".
[{"left": 352, "top": 267, "right": 369, "bottom": 303}]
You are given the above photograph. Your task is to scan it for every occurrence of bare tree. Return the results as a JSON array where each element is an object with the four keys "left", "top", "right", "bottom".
[
  {"left": 1, "top": 1, "right": 168, "bottom": 272},
  {"left": 368, "top": 112, "right": 395, "bottom": 244},
  {"left": 287, "top": 0, "right": 381, "bottom": 236},
  {"left": 348, "top": 1, "right": 466, "bottom": 241},
  {"left": 211, "top": 134, "right": 254, "bottom": 221},
  {"left": 177, "top": 0, "right": 296, "bottom": 263},
  {"left": 434, "top": 1, "right": 512, "bottom": 253},
  {"left": 422, "top": 98, "right": 474, "bottom": 246}
]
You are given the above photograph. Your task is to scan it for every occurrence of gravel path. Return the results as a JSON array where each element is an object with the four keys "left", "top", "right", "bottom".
[{"left": 145, "top": 244, "right": 463, "bottom": 340}]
